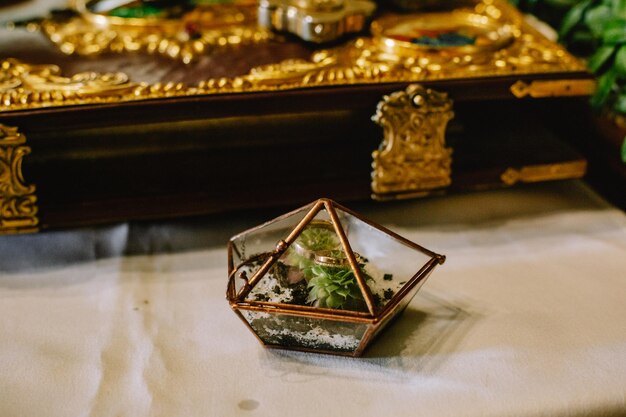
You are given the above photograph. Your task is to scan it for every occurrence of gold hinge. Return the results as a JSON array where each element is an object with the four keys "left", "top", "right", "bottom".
[
  {"left": 0, "top": 124, "right": 39, "bottom": 234},
  {"left": 371, "top": 84, "right": 453, "bottom": 201},
  {"left": 510, "top": 79, "right": 596, "bottom": 98},
  {"left": 500, "top": 160, "right": 587, "bottom": 186}
]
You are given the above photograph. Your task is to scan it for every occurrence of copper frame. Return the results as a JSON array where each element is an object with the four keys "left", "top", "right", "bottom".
[{"left": 226, "top": 198, "right": 445, "bottom": 357}]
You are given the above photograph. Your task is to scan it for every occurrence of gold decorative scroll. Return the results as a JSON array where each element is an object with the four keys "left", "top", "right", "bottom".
[
  {"left": 500, "top": 160, "right": 587, "bottom": 186},
  {"left": 241, "top": 0, "right": 586, "bottom": 89},
  {"left": 371, "top": 84, "right": 453, "bottom": 200},
  {"left": 40, "top": 0, "right": 271, "bottom": 64},
  {"left": 1, "top": 0, "right": 588, "bottom": 112},
  {"left": 0, "top": 58, "right": 138, "bottom": 108},
  {"left": 0, "top": 124, "right": 38, "bottom": 234}
]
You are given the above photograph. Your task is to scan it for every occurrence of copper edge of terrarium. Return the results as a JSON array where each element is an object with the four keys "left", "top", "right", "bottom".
[
  {"left": 322, "top": 199, "right": 377, "bottom": 317},
  {"left": 235, "top": 200, "right": 326, "bottom": 302},
  {"left": 226, "top": 241, "right": 237, "bottom": 300},
  {"left": 235, "top": 302, "right": 375, "bottom": 323},
  {"left": 228, "top": 251, "right": 274, "bottom": 300},
  {"left": 353, "top": 325, "right": 376, "bottom": 356},
  {"left": 348, "top": 259, "right": 440, "bottom": 355}
]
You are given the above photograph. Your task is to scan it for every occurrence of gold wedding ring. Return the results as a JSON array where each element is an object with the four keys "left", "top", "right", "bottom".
[{"left": 291, "top": 220, "right": 363, "bottom": 267}]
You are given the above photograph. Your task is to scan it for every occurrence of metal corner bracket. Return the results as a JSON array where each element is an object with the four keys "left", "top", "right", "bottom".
[
  {"left": 371, "top": 84, "right": 454, "bottom": 201},
  {"left": 0, "top": 124, "right": 39, "bottom": 234}
]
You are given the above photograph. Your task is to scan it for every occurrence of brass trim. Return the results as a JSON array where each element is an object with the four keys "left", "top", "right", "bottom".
[
  {"left": 500, "top": 160, "right": 587, "bottom": 186},
  {"left": 510, "top": 79, "right": 597, "bottom": 98},
  {"left": 371, "top": 84, "right": 454, "bottom": 200},
  {"left": 0, "top": 124, "right": 39, "bottom": 234},
  {"left": 1, "top": 0, "right": 588, "bottom": 112}
]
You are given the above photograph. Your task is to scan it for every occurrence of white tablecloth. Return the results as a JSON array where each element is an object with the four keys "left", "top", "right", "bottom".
[{"left": 1, "top": 181, "right": 625, "bottom": 417}]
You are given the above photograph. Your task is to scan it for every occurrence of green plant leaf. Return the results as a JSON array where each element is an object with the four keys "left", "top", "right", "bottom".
[
  {"left": 335, "top": 288, "right": 350, "bottom": 298},
  {"left": 614, "top": 92, "right": 626, "bottom": 112},
  {"left": 621, "top": 136, "right": 626, "bottom": 162},
  {"left": 326, "top": 294, "right": 342, "bottom": 309},
  {"left": 559, "top": 0, "right": 593, "bottom": 39},
  {"left": 349, "top": 287, "right": 362, "bottom": 298},
  {"left": 615, "top": 44, "right": 626, "bottom": 76},
  {"left": 548, "top": 0, "right": 585, "bottom": 7},
  {"left": 614, "top": 0, "right": 626, "bottom": 16},
  {"left": 588, "top": 45, "right": 617, "bottom": 72},
  {"left": 603, "top": 19, "right": 626, "bottom": 43},
  {"left": 591, "top": 68, "right": 618, "bottom": 108},
  {"left": 585, "top": 5, "right": 612, "bottom": 37}
]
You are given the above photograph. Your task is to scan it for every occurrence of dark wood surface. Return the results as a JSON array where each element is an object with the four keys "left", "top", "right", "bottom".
[{"left": 8, "top": 99, "right": 585, "bottom": 230}]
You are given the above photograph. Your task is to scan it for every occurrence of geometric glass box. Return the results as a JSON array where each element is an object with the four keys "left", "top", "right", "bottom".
[{"left": 227, "top": 198, "right": 446, "bottom": 356}]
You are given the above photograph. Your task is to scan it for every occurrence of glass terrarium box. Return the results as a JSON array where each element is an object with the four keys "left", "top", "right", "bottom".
[{"left": 226, "top": 198, "right": 445, "bottom": 357}]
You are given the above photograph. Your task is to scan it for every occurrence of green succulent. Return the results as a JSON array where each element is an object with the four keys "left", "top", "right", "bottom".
[
  {"left": 306, "top": 264, "right": 367, "bottom": 310},
  {"left": 296, "top": 225, "right": 340, "bottom": 252}
]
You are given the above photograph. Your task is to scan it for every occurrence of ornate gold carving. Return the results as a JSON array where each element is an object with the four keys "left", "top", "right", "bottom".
[
  {"left": 371, "top": 84, "right": 453, "bottom": 200},
  {"left": 510, "top": 79, "right": 597, "bottom": 98},
  {"left": 370, "top": 11, "right": 515, "bottom": 58},
  {"left": 0, "top": 124, "right": 38, "bottom": 234},
  {"left": 500, "top": 160, "right": 587, "bottom": 186},
  {"left": 1, "top": 0, "right": 588, "bottom": 112},
  {"left": 238, "top": 0, "right": 587, "bottom": 89},
  {"left": 0, "top": 59, "right": 139, "bottom": 108},
  {"left": 40, "top": 0, "right": 271, "bottom": 64}
]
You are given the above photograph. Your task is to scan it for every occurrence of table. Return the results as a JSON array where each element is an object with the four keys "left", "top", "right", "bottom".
[{"left": 1, "top": 180, "right": 625, "bottom": 417}]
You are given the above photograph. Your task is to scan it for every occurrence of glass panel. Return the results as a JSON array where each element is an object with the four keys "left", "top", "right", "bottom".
[
  {"left": 239, "top": 309, "right": 368, "bottom": 354},
  {"left": 245, "top": 209, "right": 369, "bottom": 313},
  {"left": 334, "top": 207, "right": 433, "bottom": 312},
  {"left": 366, "top": 270, "right": 433, "bottom": 345},
  {"left": 230, "top": 203, "right": 314, "bottom": 296}
]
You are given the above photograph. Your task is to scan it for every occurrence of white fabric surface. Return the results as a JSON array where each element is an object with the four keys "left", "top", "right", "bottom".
[{"left": 1, "top": 181, "right": 626, "bottom": 417}]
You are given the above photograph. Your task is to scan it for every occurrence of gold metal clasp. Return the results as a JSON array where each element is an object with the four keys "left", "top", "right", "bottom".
[
  {"left": 0, "top": 124, "right": 39, "bottom": 234},
  {"left": 371, "top": 84, "right": 454, "bottom": 201}
]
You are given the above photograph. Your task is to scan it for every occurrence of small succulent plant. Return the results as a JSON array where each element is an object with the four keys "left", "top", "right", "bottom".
[
  {"left": 295, "top": 225, "right": 341, "bottom": 252},
  {"left": 277, "top": 221, "right": 370, "bottom": 310},
  {"left": 306, "top": 264, "right": 367, "bottom": 310}
]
